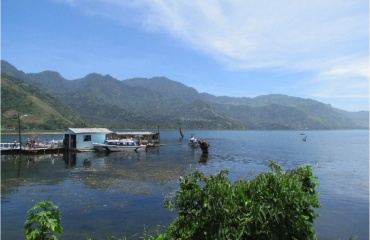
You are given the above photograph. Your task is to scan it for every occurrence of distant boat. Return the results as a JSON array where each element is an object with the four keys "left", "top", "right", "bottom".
[
  {"left": 188, "top": 135, "right": 199, "bottom": 147},
  {"left": 93, "top": 139, "right": 146, "bottom": 152},
  {"left": 303, "top": 135, "right": 307, "bottom": 142},
  {"left": 300, "top": 133, "right": 306, "bottom": 135}
]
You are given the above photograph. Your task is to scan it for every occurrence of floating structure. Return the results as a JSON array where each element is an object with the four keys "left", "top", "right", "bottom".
[
  {"left": 0, "top": 143, "right": 64, "bottom": 154},
  {"left": 0, "top": 142, "right": 20, "bottom": 150},
  {"left": 64, "top": 128, "right": 113, "bottom": 151},
  {"left": 1, "top": 128, "right": 160, "bottom": 154}
]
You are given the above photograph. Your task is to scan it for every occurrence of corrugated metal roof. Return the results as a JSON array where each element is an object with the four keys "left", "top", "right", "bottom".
[{"left": 67, "top": 128, "right": 112, "bottom": 134}]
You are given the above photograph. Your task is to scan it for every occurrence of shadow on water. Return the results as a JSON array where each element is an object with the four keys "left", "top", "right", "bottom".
[{"left": 198, "top": 154, "right": 209, "bottom": 164}]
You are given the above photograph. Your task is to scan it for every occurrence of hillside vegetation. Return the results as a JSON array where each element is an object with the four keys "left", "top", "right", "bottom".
[
  {"left": 1, "top": 74, "right": 86, "bottom": 130},
  {"left": 1, "top": 60, "right": 368, "bottom": 130}
]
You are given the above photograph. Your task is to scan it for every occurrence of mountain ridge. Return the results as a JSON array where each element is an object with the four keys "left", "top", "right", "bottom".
[{"left": 1, "top": 60, "right": 368, "bottom": 130}]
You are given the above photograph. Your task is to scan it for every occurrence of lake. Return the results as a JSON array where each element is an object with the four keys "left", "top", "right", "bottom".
[{"left": 1, "top": 130, "right": 369, "bottom": 239}]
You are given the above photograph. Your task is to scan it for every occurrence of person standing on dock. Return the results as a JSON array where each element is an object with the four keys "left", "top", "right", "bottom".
[
  {"left": 26, "top": 138, "right": 31, "bottom": 149},
  {"left": 13, "top": 139, "right": 17, "bottom": 149}
]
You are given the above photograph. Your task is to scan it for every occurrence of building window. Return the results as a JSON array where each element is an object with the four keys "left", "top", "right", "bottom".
[{"left": 83, "top": 135, "right": 91, "bottom": 142}]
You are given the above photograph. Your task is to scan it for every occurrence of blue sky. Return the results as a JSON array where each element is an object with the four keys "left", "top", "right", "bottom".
[{"left": 2, "top": 0, "right": 369, "bottom": 111}]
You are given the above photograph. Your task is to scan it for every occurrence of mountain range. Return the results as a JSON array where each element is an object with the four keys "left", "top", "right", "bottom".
[{"left": 1, "top": 60, "right": 368, "bottom": 130}]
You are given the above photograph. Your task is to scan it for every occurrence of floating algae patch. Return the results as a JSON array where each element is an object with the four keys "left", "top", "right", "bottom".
[
  {"left": 59, "top": 181, "right": 129, "bottom": 215},
  {"left": 100, "top": 156, "right": 192, "bottom": 184},
  {"left": 81, "top": 172, "right": 174, "bottom": 195},
  {"left": 1, "top": 146, "right": 196, "bottom": 211}
]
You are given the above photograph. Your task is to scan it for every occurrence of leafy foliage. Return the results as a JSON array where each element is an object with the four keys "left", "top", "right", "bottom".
[
  {"left": 24, "top": 201, "right": 63, "bottom": 240},
  {"left": 158, "top": 161, "right": 320, "bottom": 239}
]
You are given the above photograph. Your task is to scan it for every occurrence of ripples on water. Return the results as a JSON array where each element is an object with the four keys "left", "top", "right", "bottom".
[{"left": 1, "top": 130, "right": 369, "bottom": 239}]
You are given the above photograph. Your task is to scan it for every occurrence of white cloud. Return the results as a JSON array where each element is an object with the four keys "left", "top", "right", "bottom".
[
  {"left": 138, "top": 1, "right": 368, "bottom": 69},
  {"left": 62, "top": 0, "right": 368, "bottom": 72},
  {"left": 308, "top": 55, "right": 369, "bottom": 101},
  {"left": 320, "top": 56, "right": 369, "bottom": 79},
  {"left": 57, "top": 0, "right": 369, "bottom": 110},
  {"left": 142, "top": 0, "right": 369, "bottom": 108}
]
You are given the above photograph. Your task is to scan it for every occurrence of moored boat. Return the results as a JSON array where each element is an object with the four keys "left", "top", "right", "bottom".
[
  {"left": 106, "top": 131, "right": 160, "bottom": 147},
  {"left": 93, "top": 139, "right": 146, "bottom": 152}
]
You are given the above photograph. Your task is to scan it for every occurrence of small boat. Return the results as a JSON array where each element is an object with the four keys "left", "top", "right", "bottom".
[
  {"left": 188, "top": 135, "right": 199, "bottom": 147},
  {"left": 107, "top": 131, "right": 160, "bottom": 147},
  {"left": 93, "top": 139, "right": 147, "bottom": 152}
]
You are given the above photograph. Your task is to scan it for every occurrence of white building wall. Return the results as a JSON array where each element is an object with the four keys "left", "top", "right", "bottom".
[
  {"left": 76, "top": 133, "right": 106, "bottom": 150},
  {"left": 64, "top": 128, "right": 112, "bottom": 151},
  {"left": 76, "top": 134, "right": 91, "bottom": 150},
  {"left": 92, "top": 134, "right": 106, "bottom": 144}
]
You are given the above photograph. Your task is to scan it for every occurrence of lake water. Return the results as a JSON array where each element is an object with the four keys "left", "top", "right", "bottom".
[{"left": 1, "top": 130, "right": 369, "bottom": 239}]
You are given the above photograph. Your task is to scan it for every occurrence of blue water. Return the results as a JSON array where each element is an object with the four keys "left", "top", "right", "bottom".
[{"left": 1, "top": 130, "right": 369, "bottom": 239}]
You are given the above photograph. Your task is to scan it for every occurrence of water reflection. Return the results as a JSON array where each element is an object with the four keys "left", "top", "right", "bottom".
[
  {"left": 1, "top": 149, "right": 181, "bottom": 239},
  {"left": 1, "top": 130, "right": 368, "bottom": 240},
  {"left": 198, "top": 153, "right": 209, "bottom": 164},
  {"left": 1, "top": 149, "right": 190, "bottom": 195}
]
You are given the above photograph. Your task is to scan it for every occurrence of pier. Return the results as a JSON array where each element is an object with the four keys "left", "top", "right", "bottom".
[{"left": 0, "top": 142, "right": 65, "bottom": 154}]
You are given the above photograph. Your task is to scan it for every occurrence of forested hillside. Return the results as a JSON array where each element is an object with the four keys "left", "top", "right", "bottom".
[
  {"left": 1, "top": 74, "right": 86, "bottom": 130},
  {"left": 1, "top": 60, "right": 368, "bottom": 130}
]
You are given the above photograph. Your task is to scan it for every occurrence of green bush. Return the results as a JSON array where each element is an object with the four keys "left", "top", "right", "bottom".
[
  {"left": 24, "top": 201, "right": 63, "bottom": 240},
  {"left": 157, "top": 161, "right": 320, "bottom": 240}
]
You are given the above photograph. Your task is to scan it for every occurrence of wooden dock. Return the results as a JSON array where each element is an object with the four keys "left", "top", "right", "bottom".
[{"left": 0, "top": 146, "right": 65, "bottom": 154}]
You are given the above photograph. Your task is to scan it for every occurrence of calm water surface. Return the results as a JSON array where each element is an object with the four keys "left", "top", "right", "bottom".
[{"left": 1, "top": 130, "right": 369, "bottom": 239}]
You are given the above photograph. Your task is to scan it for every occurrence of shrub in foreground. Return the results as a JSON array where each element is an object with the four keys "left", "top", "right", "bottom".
[
  {"left": 24, "top": 201, "right": 63, "bottom": 240},
  {"left": 157, "top": 161, "right": 320, "bottom": 240}
]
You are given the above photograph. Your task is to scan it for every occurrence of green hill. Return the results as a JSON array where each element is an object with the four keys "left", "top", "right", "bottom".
[
  {"left": 1, "top": 60, "right": 368, "bottom": 130},
  {"left": 1, "top": 74, "right": 86, "bottom": 130}
]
